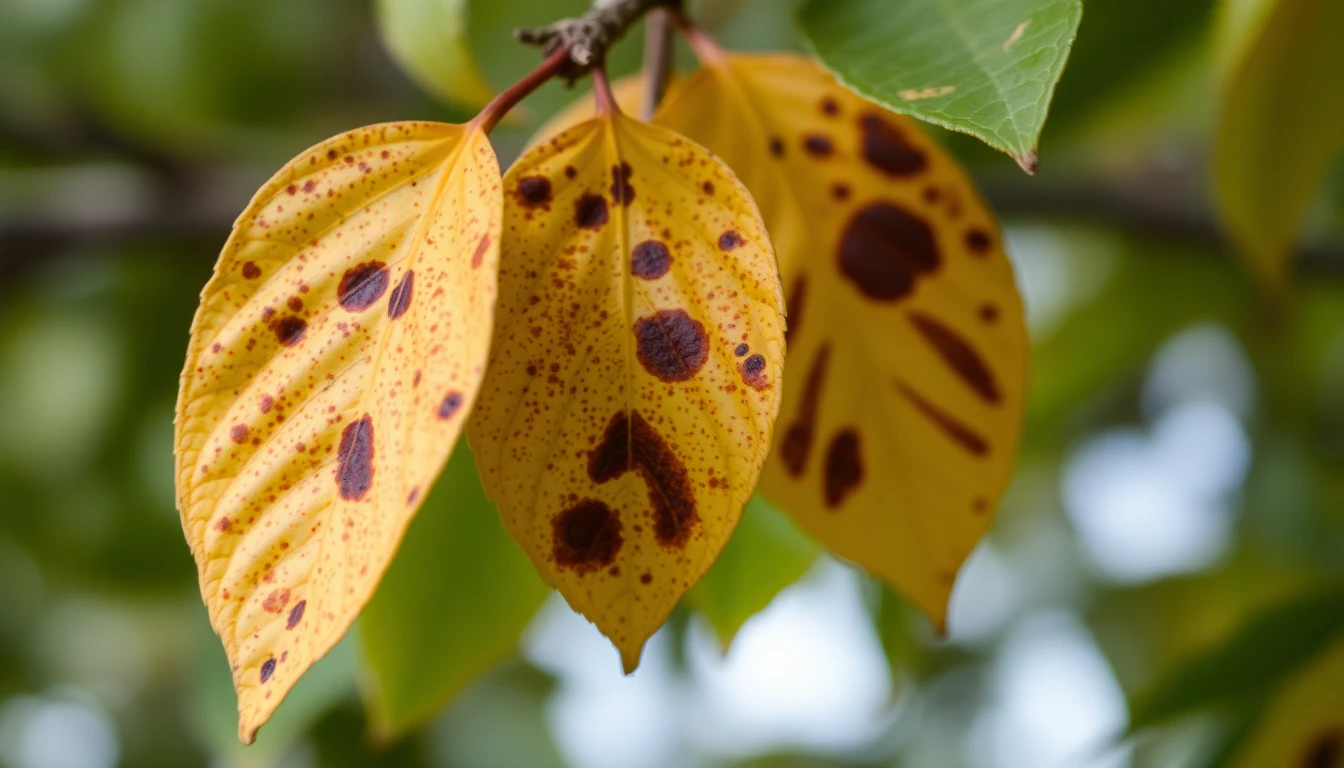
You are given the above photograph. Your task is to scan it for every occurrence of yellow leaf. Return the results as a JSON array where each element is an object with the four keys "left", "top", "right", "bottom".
[
  {"left": 174, "top": 121, "right": 502, "bottom": 743},
  {"left": 654, "top": 53, "right": 1027, "bottom": 627},
  {"left": 528, "top": 73, "right": 649, "bottom": 150},
  {"left": 468, "top": 110, "right": 785, "bottom": 671},
  {"left": 1231, "top": 636, "right": 1344, "bottom": 768}
]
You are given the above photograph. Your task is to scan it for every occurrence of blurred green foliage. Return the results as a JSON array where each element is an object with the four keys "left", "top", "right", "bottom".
[{"left": 1, "top": 0, "right": 1343, "bottom": 766}]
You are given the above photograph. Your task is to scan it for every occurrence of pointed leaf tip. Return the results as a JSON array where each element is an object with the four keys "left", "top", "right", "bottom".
[{"left": 1015, "top": 149, "right": 1039, "bottom": 175}]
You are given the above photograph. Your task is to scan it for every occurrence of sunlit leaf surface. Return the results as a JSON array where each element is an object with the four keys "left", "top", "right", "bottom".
[
  {"left": 655, "top": 53, "right": 1026, "bottom": 626},
  {"left": 469, "top": 111, "right": 785, "bottom": 670},
  {"left": 175, "top": 121, "right": 502, "bottom": 742}
]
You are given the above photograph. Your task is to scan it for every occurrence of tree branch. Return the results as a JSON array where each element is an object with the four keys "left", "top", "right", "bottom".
[
  {"left": 640, "top": 8, "right": 675, "bottom": 119},
  {"left": 516, "top": 0, "right": 682, "bottom": 82}
]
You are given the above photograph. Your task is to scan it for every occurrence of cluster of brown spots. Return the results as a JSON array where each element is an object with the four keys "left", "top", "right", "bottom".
[
  {"left": 734, "top": 343, "right": 749, "bottom": 357},
  {"left": 1301, "top": 729, "right": 1343, "bottom": 768},
  {"left": 262, "top": 588, "right": 290, "bottom": 613},
  {"left": 338, "top": 261, "right": 390, "bottom": 312},
  {"left": 823, "top": 429, "right": 864, "bottom": 508},
  {"left": 633, "top": 309, "right": 709, "bottom": 382},
  {"left": 859, "top": 113, "right": 928, "bottom": 177},
  {"left": 780, "top": 343, "right": 831, "bottom": 476},
  {"left": 406, "top": 487, "right": 421, "bottom": 505},
  {"left": 897, "top": 382, "right": 989, "bottom": 456},
  {"left": 964, "top": 228, "right": 993, "bottom": 255},
  {"left": 631, "top": 240, "right": 671, "bottom": 280},
  {"left": 552, "top": 500, "right": 624, "bottom": 573},
  {"left": 831, "top": 183, "right": 851, "bottom": 202},
  {"left": 286, "top": 600, "right": 306, "bottom": 629},
  {"left": 785, "top": 276, "right": 808, "bottom": 345},
  {"left": 769, "top": 136, "right": 785, "bottom": 157},
  {"left": 241, "top": 262, "right": 262, "bottom": 280},
  {"left": 739, "top": 353, "right": 770, "bottom": 391},
  {"left": 438, "top": 391, "right": 464, "bottom": 420},
  {"left": 907, "top": 312, "right": 1000, "bottom": 403},
  {"left": 388, "top": 270, "right": 414, "bottom": 319},
  {"left": 230, "top": 424, "right": 250, "bottom": 444},
  {"left": 271, "top": 316, "right": 307, "bottom": 347},
  {"left": 336, "top": 414, "right": 374, "bottom": 501},
  {"left": 260, "top": 657, "right": 276, "bottom": 683},
  {"left": 516, "top": 176, "right": 552, "bottom": 206},
  {"left": 575, "top": 193, "right": 609, "bottom": 230},
  {"left": 821, "top": 96, "right": 841, "bottom": 117},
  {"left": 838, "top": 202, "right": 940, "bottom": 301},
  {"left": 802, "top": 134, "right": 835, "bottom": 158},
  {"left": 589, "top": 410, "right": 699, "bottom": 548},
  {"left": 978, "top": 303, "right": 1000, "bottom": 324},
  {"left": 718, "top": 230, "right": 743, "bottom": 251},
  {"left": 610, "top": 163, "right": 634, "bottom": 205},
  {"left": 472, "top": 234, "right": 491, "bottom": 269}
]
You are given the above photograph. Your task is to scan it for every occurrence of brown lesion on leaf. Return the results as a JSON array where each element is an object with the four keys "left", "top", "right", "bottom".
[
  {"left": 338, "top": 261, "right": 390, "bottom": 312},
  {"left": 837, "top": 202, "right": 940, "bottom": 302},
  {"left": 472, "top": 234, "right": 492, "bottom": 269},
  {"left": 1300, "top": 728, "right": 1344, "bottom": 768},
  {"left": 262, "top": 588, "right": 291, "bottom": 613},
  {"left": 553, "top": 500, "right": 623, "bottom": 573},
  {"left": 610, "top": 163, "right": 635, "bottom": 205},
  {"left": 230, "top": 424, "right": 250, "bottom": 444},
  {"left": 588, "top": 410, "right": 699, "bottom": 549},
  {"left": 336, "top": 414, "right": 375, "bottom": 501},
  {"left": 896, "top": 381, "right": 990, "bottom": 456},
  {"left": 515, "top": 175, "right": 553, "bottom": 207},
  {"left": 739, "top": 354, "right": 770, "bottom": 391},
  {"left": 241, "top": 262, "right": 262, "bottom": 279},
  {"left": 633, "top": 309, "right": 709, "bottom": 382},
  {"left": 965, "top": 228, "right": 993, "bottom": 256},
  {"left": 576, "top": 193, "right": 609, "bottom": 230},
  {"left": 859, "top": 113, "right": 928, "bottom": 177},
  {"left": 802, "top": 134, "right": 835, "bottom": 158},
  {"left": 388, "top": 270, "right": 414, "bottom": 319},
  {"left": 907, "top": 311, "right": 1001, "bottom": 404},
  {"left": 260, "top": 657, "right": 277, "bottom": 683},
  {"left": 718, "top": 231, "right": 743, "bottom": 251},
  {"left": 438, "top": 390, "right": 464, "bottom": 420},
  {"left": 286, "top": 600, "right": 306, "bottom": 629},
  {"left": 270, "top": 316, "right": 307, "bottom": 347},
  {"left": 631, "top": 240, "right": 671, "bottom": 279},
  {"left": 820, "top": 96, "right": 841, "bottom": 117},
  {"left": 823, "top": 429, "right": 864, "bottom": 509},
  {"left": 780, "top": 343, "right": 831, "bottom": 477}
]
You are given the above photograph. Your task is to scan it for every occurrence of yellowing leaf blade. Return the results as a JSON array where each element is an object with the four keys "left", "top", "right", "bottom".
[
  {"left": 469, "top": 113, "right": 785, "bottom": 670},
  {"left": 175, "top": 121, "right": 502, "bottom": 742},
  {"left": 655, "top": 54, "right": 1027, "bottom": 626}
]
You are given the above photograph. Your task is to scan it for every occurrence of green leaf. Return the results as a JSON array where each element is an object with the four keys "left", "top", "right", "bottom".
[
  {"left": 1128, "top": 581, "right": 1344, "bottom": 732},
  {"left": 797, "top": 0, "right": 1082, "bottom": 170},
  {"left": 375, "top": 0, "right": 495, "bottom": 108},
  {"left": 1212, "top": 0, "right": 1344, "bottom": 289},
  {"left": 359, "top": 440, "right": 549, "bottom": 739},
  {"left": 688, "top": 496, "right": 818, "bottom": 647}
]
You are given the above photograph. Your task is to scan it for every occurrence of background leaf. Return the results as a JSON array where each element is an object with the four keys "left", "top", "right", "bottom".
[
  {"left": 1212, "top": 0, "right": 1344, "bottom": 288},
  {"left": 798, "top": 0, "right": 1082, "bottom": 169},
  {"left": 375, "top": 0, "right": 495, "bottom": 109},
  {"left": 359, "top": 440, "right": 549, "bottom": 738},
  {"left": 689, "top": 496, "right": 818, "bottom": 647},
  {"left": 1226, "top": 633, "right": 1344, "bottom": 768}
]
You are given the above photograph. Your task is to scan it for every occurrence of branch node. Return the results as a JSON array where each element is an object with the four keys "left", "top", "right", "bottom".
[{"left": 517, "top": 0, "right": 681, "bottom": 83}]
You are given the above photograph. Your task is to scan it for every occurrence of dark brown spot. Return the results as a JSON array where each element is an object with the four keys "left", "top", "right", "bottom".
[
  {"left": 303, "top": 180, "right": 317, "bottom": 194},
  {"left": 575, "top": 193, "right": 609, "bottom": 230},
  {"left": 859, "top": 113, "right": 928, "bottom": 176},
  {"left": 897, "top": 382, "right": 990, "bottom": 456},
  {"left": 336, "top": 414, "right": 374, "bottom": 501},
  {"left": 631, "top": 240, "right": 671, "bottom": 279},
  {"left": 640, "top": 572, "right": 653, "bottom": 584},
  {"left": 242, "top": 261, "right": 262, "bottom": 279},
  {"left": 838, "top": 202, "right": 940, "bottom": 301},
  {"left": 610, "top": 162, "right": 634, "bottom": 205},
  {"left": 338, "top": 261, "right": 390, "bottom": 312},
  {"left": 923, "top": 186, "right": 941, "bottom": 204},
  {"left": 271, "top": 316, "right": 307, "bottom": 346},
  {"left": 588, "top": 410, "right": 699, "bottom": 548},
  {"left": 780, "top": 344, "right": 831, "bottom": 476},
  {"left": 718, "top": 230, "right": 743, "bottom": 251},
  {"left": 831, "top": 183, "right": 851, "bottom": 201},
  {"left": 286, "top": 184, "right": 297, "bottom": 195},
  {"left": 564, "top": 165, "right": 577, "bottom": 179},
  {"left": 803, "top": 134, "right": 834, "bottom": 157},
  {"left": 823, "top": 429, "right": 864, "bottom": 508},
  {"left": 388, "top": 270, "right": 414, "bottom": 319},
  {"left": 287, "top": 600, "right": 306, "bottom": 629},
  {"left": 472, "top": 234, "right": 491, "bottom": 269},
  {"left": 785, "top": 276, "right": 808, "bottom": 345},
  {"left": 965, "top": 228, "right": 993, "bottom": 255},
  {"left": 633, "top": 309, "right": 709, "bottom": 382},
  {"left": 908, "top": 311, "right": 1000, "bottom": 403},
  {"left": 821, "top": 97, "right": 841, "bottom": 116},
  {"left": 769, "top": 136, "right": 785, "bottom": 157},
  {"left": 230, "top": 424, "right": 249, "bottom": 444},
  {"left": 739, "top": 353, "right": 769, "bottom": 390},
  {"left": 702, "top": 181, "right": 715, "bottom": 195},
  {"left": 734, "top": 343, "right": 749, "bottom": 357},
  {"left": 262, "top": 588, "right": 290, "bottom": 613},
  {"left": 327, "top": 149, "right": 338, "bottom": 161},
  {"left": 260, "top": 657, "right": 276, "bottom": 683},
  {"left": 438, "top": 391, "right": 464, "bottom": 420},
  {"left": 978, "top": 303, "right": 999, "bottom": 324},
  {"left": 516, "top": 175, "right": 552, "bottom": 206},
  {"left": 259, "top": 394, "right": 274, "bottom": 413},
  {"left": 216, "top": 516, "right": 231, "bottom": 532},
  {"left": 553, "top": 500, "right": 623, "bottom": 572},
  {"left": 287, "top": 296, "right": 303, "bottom": 312},
  {"left": 1301, "top": 729, "right": 1343, "bottom": 768}
]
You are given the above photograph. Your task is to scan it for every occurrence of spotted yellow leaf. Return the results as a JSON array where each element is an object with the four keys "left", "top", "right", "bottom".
[
  {"left": 654, "top": 52, "right": 1026, "bottom": 627},
  {"left": 174, "top": 121, "right": 502, "bottom": 742},
  {"left": 529, "top": 72, "right": 649, "bottom": 149},
  {"left": 468, "top": 110, "right": 785, "bottom": 671}
]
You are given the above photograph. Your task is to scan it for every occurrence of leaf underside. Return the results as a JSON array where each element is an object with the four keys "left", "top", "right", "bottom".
[
  {"left": 468, "top": 112, "right": 785, "bottom": 671},
  {"left": 175, "top": 121, "right": 502, "bottom": 742}
]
